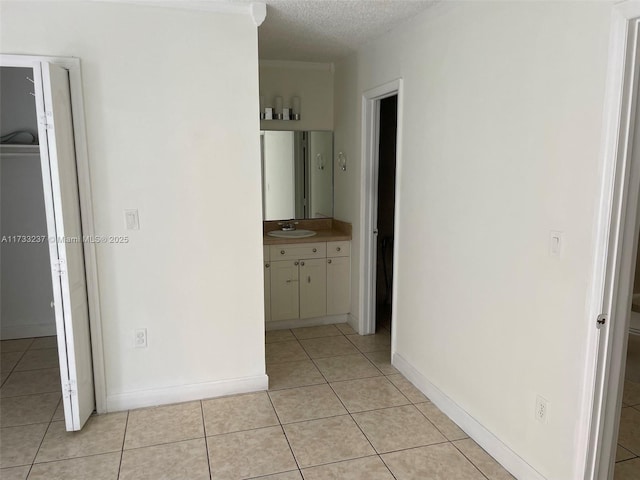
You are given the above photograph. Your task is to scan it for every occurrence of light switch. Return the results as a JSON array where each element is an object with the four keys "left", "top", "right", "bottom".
[
  {"left": 550, "top": 231, "right": 563, "bottom": 257},
  {"left": 125, "top": 209, "right": 139, "bottom": 230}
]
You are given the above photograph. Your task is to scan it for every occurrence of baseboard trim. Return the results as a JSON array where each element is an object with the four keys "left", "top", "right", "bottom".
[
  {"left": 266, "top": 314, "right": 348, "bottom": 331},
  {"left": 106, "top": 374, "right": 269, "bottom": 412},
  {"left": 347, "top": 313, "right": 359, "bottom": 333},
  {"left": 392, "top": 353, "right": 547, "bottom": 480},
  {"left": 1, "top": 323, "right": 56, "bottom": 340}
]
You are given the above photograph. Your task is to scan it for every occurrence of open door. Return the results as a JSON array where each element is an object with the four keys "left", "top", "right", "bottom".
[{"left": 36, "top": 62, "right": 94, "bottom": 431}]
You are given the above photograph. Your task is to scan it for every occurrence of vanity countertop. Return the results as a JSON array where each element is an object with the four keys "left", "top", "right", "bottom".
[{"left": 263, "top": 219, "right": 352, "bottom": 245}]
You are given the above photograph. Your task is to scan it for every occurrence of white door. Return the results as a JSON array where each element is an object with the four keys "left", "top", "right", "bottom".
[
  {"left": 299, "top": 259, "right": 326, "bottom": 319},
  {"left": 270, "top": 260, "right": 300, "bottom": 321},
  {"left": 36, "top": 62, "right": 94, "bottom": 431},
  {"left": 327, "top": 256, "right": 351, "bottom": 315}
]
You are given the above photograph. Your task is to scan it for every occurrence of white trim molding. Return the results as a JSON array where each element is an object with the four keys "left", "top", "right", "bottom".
[
  {"left": 259, "top": 60, "right": 335, "bottom": 72},
  {"left": 94, "top": 0, "right": 266, "bottom": 23},
  {"left": 106, "top": 374, "right": 269, "bottom": 411},
  {"left": 360, "top": 79, "right": 403, "bottom": 336},
  {"left": 392, "top": 353, "right": 547, "bottom": 480},
  {"left": 249, "top": 2, "right": 267, "bottom": 26}
]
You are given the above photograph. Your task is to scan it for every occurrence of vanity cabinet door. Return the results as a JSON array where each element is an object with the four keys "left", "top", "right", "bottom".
[
  {"left": 264, "top": 262, "right": 271, "bottom": 322},
  {"left": 270, "top": 260, "right": 299, "bottom": 321},
  {"left": 327, "top": 256, "right": 351, "bottom": 315},
  {"left": 299, "top": 259, "right": 327, "bottom": 319}
]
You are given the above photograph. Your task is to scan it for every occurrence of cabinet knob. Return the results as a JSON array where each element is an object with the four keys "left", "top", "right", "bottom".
[
  {"left": 328, "top": 259, "right": 332, "bottom": 264},
  {"left": 294, "top": 261, "right": 299, "bottom": 266},
  {"left": 300, "top": 261, "right": 305, "bottom": 266},
  {"left": 313, "top": 248, "right": 317, "bottom": 252},
  {"left": 265, "top": 263, "right": 270, "bottom": 268},
  {"left": 280, "top": 250, "right": 285, "bottom": 255},
  {"left": 336, "top": 247, "right": 341, "bottom": 252}
]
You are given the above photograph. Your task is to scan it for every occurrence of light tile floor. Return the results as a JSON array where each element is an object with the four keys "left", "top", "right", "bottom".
[
  {"left": 615, "top": 333, "right": 640, "bottom": 479},
  {"left": 1, "top": 329, "right": 515, "bottom": 479}
]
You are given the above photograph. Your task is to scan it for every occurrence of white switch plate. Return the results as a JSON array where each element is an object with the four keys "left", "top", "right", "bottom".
[
  {"left": 125, "top": 209, "right": 140, "bottom": 230},
  {"left": 549, "top": 231, "right": 563, "bottom": 257},
  {"left": 134, "top": 328, "right": 147, "bottom": 348}
]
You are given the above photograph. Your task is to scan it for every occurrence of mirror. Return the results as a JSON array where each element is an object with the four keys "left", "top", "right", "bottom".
[{"left": 261, "top": 130, "right": 333, "bottom": 221}]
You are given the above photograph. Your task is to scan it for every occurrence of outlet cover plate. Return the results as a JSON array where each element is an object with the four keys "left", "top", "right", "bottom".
[{"left": 134, "top": 328, "right": 147, "bottom": 348}]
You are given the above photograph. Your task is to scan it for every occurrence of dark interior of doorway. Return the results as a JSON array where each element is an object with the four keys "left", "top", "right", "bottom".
[{"left": 375, "top": 95, "right": 398, "bottom": 333}]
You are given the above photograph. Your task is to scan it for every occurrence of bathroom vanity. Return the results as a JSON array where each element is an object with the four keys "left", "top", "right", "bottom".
[{"left": 263, "top": 219, "right": 351, "bottom": 330}]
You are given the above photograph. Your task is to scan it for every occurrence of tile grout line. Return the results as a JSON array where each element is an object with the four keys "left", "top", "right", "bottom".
[
  {"left": 297, "top": 454, "right": 396, "bottom": 477},
  {"left": 25, "top": 348, "right": 57, "bottom": 471},
  {"left": 21, "top": 449, "right": 127, "bottom": 467},
  {"left": 0, "top": 344, "right": 31, "bottom": 381},
  {"left": 9, "top": 348, "right": 60, "bottom": 374},
  {"left": 265, "top": 388, "right": 304, "bottom": 475},
  {"left": 450, "top": 440, "right": 492, "bottom": 480},
  {"left": 614, "top": 442, "right": 639, "bottom": 463},
  {"left": 48, "top": 397, "right": 62, "bottom": 424},
  {"left": 29, "top": 414, "right": 55, "bottom": 469},
  {"left": 310, "top": 359, "right": 385, "bottom": 384},
  {"left": 116, "top": 410, "right": 130, "bottom": 479},
  {"left": 373, "top": 438, "right": 453, "bottom": 456},
  {"left": 0, "top": 393, "right": 63, "bottom": 429},
  {"left": 118, "top": 434, "right": 208, "bottom": 452},
  {"left": 412, "top": 401, "right": 468, "bottom": 443},
  {"left": 316, "top": 349, "right": 396, "bottom": 476},
  {"left": 377, "top": 454, "right": 400, "bottom": 480},
  {"left": 199, "top": 400, "right": 213, "bottom": 480},
  {"left": 296, "top": 330, "right": 362, "bottom": 361}
]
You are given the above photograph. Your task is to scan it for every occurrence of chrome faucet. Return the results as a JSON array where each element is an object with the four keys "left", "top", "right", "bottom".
[{"left": 278, "top": 220, "right": 298, "bottom": 231}]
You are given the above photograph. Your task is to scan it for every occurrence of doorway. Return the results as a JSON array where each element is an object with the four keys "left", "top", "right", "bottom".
[
  {"left": 375, "top": 95, "right": 398, "bottom": 333},
  {"left": 361, "top": 79, "right": 403, "bottom": 348},
  {"left": 0, "top": 68, "right": 55, "bottom": 341},
  {"left": 0, "top": 55, "right": 105, "bottom": 430}
]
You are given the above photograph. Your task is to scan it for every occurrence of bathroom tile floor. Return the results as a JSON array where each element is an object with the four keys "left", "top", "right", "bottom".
[{"left": 1, "top": 328, "right": 515, "bottom": 479}]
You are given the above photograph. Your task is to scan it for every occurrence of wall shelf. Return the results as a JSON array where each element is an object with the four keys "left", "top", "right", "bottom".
[{"left": 261, "top": 116, "right": 301, "bottom": 121}]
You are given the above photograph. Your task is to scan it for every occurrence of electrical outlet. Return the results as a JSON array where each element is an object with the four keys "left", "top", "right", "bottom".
[
  {"left": 134, "top": 328, "right": 147, "bottom": 348},
  {"left": 535, "top": 395, "right": 548, "bottom": 423}
]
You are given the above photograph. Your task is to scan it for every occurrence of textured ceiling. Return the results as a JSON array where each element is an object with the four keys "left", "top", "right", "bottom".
[{"left": 232, "top": 0, "right": 438, "bottom": 62}]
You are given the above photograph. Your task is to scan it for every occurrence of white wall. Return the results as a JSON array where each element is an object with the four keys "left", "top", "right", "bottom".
[
  {"left": 334, "top": 2, "right": 612, "bottom": 478},
  {"left": 259, "top": 61, "right": 333, "bottom": 131},
  {"left": 308, "top": 131, "right": 333, "bottom": 218},
  {"left": 0, "top": 146, "right": 56, "bottom": 339},
  {"left": 0, "top": 1, "right": 266, "bottom": 408}
]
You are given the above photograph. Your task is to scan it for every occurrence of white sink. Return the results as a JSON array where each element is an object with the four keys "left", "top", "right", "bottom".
[{"left": 267, "top": 229, "right": 317, "bottom": 238}]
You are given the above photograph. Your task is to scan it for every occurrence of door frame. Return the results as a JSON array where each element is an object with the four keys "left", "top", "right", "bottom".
[
  {"left": 360, "top": 79, "right": 403, "bottom": 344},
  {"left": 582, "top": 2, "right": 640, "bottom": 478},
  {"left": 0, "top": 54, "right": 107, "bottom": 414}
]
